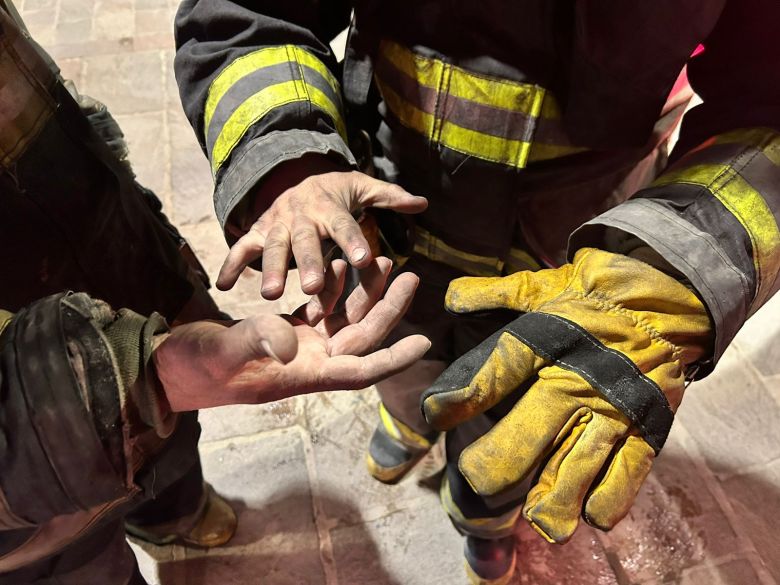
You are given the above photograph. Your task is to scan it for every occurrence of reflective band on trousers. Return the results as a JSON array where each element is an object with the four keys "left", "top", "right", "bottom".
[
  {"left": 439, "top": 474, "right": 520, "bottom": 539},
  {"left": 204, "top": 45, "right": 347, "bottom": 174},
  {"left": 654, "top": 127, "right": 780, "bottom": 312},
  {"left": 414, "top": 227, "right": 541, "bottom": 277},
  {"left": 374, "top": 40, "right": 586, "bottom": 169}
]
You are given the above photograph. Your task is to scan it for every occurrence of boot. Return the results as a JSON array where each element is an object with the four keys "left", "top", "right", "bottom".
[
  {"left": 126, "top": 483, "right": 237, "bottom": 548},
  {"left": 366, "top": 403, "right": 438, "bottom": 483},
  {"left": 463, "top": 535, "right": 517, "bottom": 585}
]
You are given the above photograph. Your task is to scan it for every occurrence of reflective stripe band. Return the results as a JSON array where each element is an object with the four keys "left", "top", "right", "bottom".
[
  {"left": 205, "top": 45, "right": 346, "bottom": 174},
  {"left": 375, "top": 40, "right": 585, "bottom": 168},
  {"left": 654, "top": 135, "right": 780, "bottom": 311},
  {"left": 440, "top": 474, "right": 520, "bottom": 539},
  {"left": 0, "top": 310, "right": 12, "bottom": 336},
  {"left": 378, "top": 403, "right": 432, "bottom": 451},
  {"left": 527, "top": 139, "right": 588, "bottom": 163},
  {"left": 205, "top": 45, "right": 341, "bottom": 131},
  {"left": 414, "top": 228, "right": 504, "bottom": 276},
  {"left": 413, "top": 227, "right": 541, "bottom": 277},
  {"left": 380, "top": 40, "right": 543, "bottom": 113},
  {"left": 714, "top": 128, "right": 780, "bottom": 167}
]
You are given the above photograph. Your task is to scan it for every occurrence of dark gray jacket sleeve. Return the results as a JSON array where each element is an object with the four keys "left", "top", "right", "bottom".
[
  {"left": 174, "top": 0, "right": 355, "bottom": 231},
  {"left": 570, "top": 0, "right": 780, "bottom": 366}
]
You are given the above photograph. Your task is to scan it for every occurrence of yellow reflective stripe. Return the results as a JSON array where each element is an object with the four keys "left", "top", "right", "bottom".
[
  {"left": 714, "top": 128, "right": 780, "bottom": 167},
  {"left": 0, "top": 310, "right": 13, "bottom": 336},
  {"left": 205, "top": 45, "right": 341, "bottom": 133},
  {"left": 291, "top": 46, "right": 342, "bottom": 97},
  {"left": 210, "top": 80, "right": 346, "bottom": 173},
  {"left": 448, "top": 65, "right": 545, "bottom": 115},
  {"left": 528, "top": 142, "right": 588, "bottom": 163},
  {"left": 377, "top": 79, "right": 533, "bottom": 167},
  {"left": 655, "top": 164, "right": 780, "bottom": 308},
  {"left": 439, "top": 474, "right": 520, "bottom": 536},
  {"left": 205, "top": 46, "right": 290, "bottom": 132},
  {"left": 377, "top": 40, "right": 582, "bottom": 167},
  {"left": 379, "top": 40, "right": 442, "bottom": 90},
  {"left": 305, "top": 84, "right": 347, "bottom": 139},
  {"left": 414, "top": 227, "right": 505, "bottom": 276},
  {"left": 380, "top": 40, "right": 550, "bottom": 117},
  {"left": 374, "top": 78, "right": 434, "bottom": 139},
  {"left": 211, "top": 80, "right": 300, "bottom": 173},
  {"left": 440, "top": 118, "right": 532, "bottom": 167},
  {"left": 379, "top": 403, "right": 432, "bottom": 450}
]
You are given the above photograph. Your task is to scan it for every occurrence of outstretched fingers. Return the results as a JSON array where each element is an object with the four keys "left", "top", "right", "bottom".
[
  {"left": 359, "top": 177, "right": 429, "bottom": 213},
  {"left": 319, "top": 334, "right": 431, "bottom": 390},
  {"left": 293, "top": 260, "right": 348, "bottom": 326},
  {"left": 319, "top": 257, "right": 393, "bottom": 335},
  {"left": 328, "top": 272, "right": 420, "bottom": 356},
  {"left": 217, "top": 223, "right": 268, "bottom": 291},
  {"left": 291, "top": 215, "right": 327, "bottom": 294},
  {"left": 260, "top": 223, "right": 293, "bottom": 299}
]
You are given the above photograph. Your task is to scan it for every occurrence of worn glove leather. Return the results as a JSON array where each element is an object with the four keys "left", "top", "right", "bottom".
[{"left": 422, "top": 248, "right": 712, "bottom": 543}]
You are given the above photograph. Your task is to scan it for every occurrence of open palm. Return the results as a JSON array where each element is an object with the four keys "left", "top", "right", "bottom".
[{"left": 155, "top": 258, "right": 429, "bottom": 411}]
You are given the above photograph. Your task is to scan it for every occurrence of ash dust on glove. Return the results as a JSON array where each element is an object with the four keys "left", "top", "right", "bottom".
[{"left": 421, "top": 248, "right": 712, "bottom": 543}]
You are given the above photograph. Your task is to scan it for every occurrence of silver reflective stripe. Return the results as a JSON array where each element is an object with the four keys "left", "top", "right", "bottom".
[{"left": 570, "top": 198, "right": 750, "bottom": 361}]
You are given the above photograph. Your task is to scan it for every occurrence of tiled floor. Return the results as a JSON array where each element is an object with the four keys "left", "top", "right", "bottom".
[{"left": 17, "top": 1, "right": 780, "bottom": 583}]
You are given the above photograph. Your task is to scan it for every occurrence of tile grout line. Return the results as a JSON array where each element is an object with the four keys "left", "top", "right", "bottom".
[
  {"left": 675, "top": 420, "right": 778, "bottom": 585},
  {"left": 160, "top": 49, "right": 174, "bottom": 211},
  {"left": 298, "top": 424, "right": 340, "bottom": 585}
]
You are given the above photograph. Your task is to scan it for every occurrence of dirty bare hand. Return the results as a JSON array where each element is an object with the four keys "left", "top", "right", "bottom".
[
  {"left": 154, "top": 258, "right": 429, "bottom": 411},
  {"left": 217, "top": 159, "right": 427, "bottom": 300}
]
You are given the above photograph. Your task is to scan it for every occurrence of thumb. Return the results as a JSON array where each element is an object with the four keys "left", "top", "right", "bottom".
[
  {"left": 446, "top": 264, "right": 572, "bottom": 314},
  {"left": 357, "top": 175, "right": 428, "bottom": 213},
  {"left": 216, "top": 315, "right": 298, "bottom": 371}
]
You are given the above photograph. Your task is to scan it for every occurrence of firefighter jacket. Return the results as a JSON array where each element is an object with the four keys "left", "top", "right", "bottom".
[
  {"left": 0, "top": 294, "right": 178, "bottom": 573},
  {"left": 0, "top": 5, "right": 202, "bottom": 571},
  {"left": 174, "top": 0, "right": 780, "bottom": 366}
]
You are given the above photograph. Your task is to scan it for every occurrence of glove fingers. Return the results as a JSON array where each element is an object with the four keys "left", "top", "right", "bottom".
[
  {"left": 457, "top": 370, "right": 582, "bottom": 497},
  {"left": 445, "top": 264, "right": 572, "bottom": 315},
  {"left": 522, "top": 414, "right": 625, "bottom": 544},
  {"left": 422, "top": 331, "right": 545, "bottom": 430},
  {"left": 583, "top": 434, "right": 655, "bottom": 531}
]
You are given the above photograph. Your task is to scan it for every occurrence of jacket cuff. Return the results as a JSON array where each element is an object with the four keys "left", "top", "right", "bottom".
[
  {"left": 569, "top": 198, "right": 748, "bottom": 365},
  {"left": 213, "top": 128, "right": 356, "bottom": 233}
]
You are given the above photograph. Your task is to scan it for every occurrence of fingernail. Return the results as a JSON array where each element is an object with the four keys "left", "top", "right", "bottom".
[
  {"left": 351, "top": 248, "right": 367, "bottom": 263},
  {"left": 260, "top": 340, "right": 283, "bottom": 363},
  {"left": 262, "top": 279, "right": 280, "bottom": 293}
]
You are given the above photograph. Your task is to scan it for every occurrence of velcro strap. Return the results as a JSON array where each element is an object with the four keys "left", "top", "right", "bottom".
[{"left": 509, "top": 312, "right": 673, "bottom": 453}]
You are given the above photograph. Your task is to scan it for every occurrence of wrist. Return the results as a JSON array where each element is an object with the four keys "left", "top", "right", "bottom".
[{"left": 227, "top": 153, "right": 353, "bottom": 234}]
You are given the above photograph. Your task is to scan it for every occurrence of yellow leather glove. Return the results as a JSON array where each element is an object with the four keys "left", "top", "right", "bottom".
[{"left": 422, "top": 248, "right": 712, "bottom": 543}]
